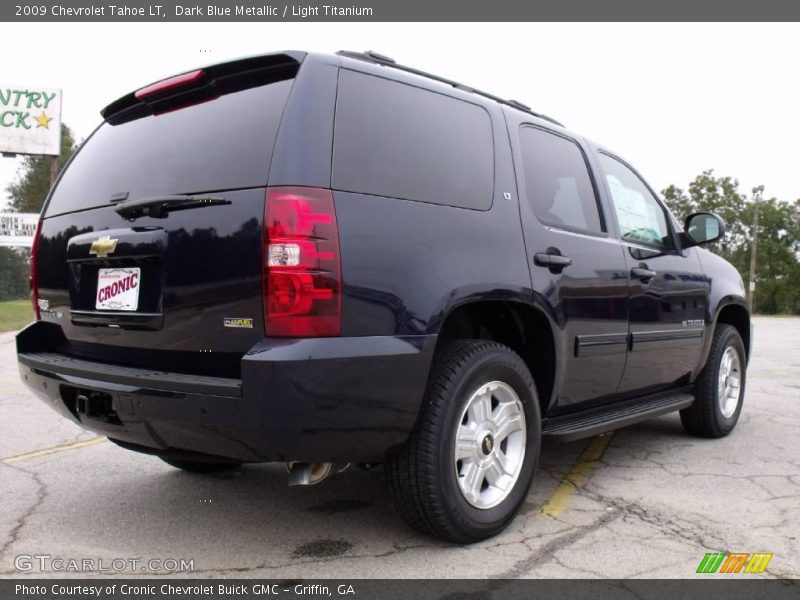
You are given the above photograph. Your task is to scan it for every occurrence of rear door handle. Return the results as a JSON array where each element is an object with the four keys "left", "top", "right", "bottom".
[
  {"left": 631, "top": 266, "right": 657, "bottom": 281},
  {"left": 534, "top": 252, "right": 572, "bottom": 270}
]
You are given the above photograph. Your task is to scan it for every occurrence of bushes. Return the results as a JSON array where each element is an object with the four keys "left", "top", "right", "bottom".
[{"left": 0, "top": 247, "right": 30, "bottom": 301}]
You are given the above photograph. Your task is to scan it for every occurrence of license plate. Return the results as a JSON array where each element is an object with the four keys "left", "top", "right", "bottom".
[{"left": 96, "top": 267, "right": 141, "bottom": 311}]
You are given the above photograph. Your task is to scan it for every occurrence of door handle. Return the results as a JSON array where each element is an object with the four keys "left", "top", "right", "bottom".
[
  {"left": 534, "top": 251, "right": 572, "bottom": 271},
  {"left": 631, "top": 266, "right": 657, "bottom": 281}
]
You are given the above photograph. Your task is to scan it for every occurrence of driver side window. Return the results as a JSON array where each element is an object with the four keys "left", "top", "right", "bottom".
[{"left": 598, "top": 153, "right": 672, "bottom": 250}]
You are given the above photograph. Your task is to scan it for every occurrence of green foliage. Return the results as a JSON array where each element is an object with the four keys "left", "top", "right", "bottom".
[
  {"left": 6, "top": 123, "right": 78, "bottom": 214},
  {"left": 0, "top": 247, "right": 29, "bottom": 301},
  {"left": 662, "top": 171, "right": 800, "bottom": 315}
]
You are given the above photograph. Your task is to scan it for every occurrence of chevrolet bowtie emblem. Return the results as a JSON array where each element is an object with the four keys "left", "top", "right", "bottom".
[{"left": 89, "top": 236, "right": 118, "bottom": 257}]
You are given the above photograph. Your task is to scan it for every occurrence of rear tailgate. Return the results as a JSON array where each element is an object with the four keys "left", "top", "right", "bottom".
[{"left": 33, "top": 53, "right": 302, "bottom": 378}]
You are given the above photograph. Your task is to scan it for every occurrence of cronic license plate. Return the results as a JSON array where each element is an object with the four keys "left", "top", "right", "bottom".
[{"left": 95, "top": 267, "right": 141, "bottom": 311}]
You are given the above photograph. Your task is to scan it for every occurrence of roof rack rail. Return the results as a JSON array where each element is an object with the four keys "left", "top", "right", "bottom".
[
  {"left": 506, "top": 99, "right": 531, "bottom": 111},
  {"left": 360, "top": 50, "right": 396, "bottom": 64},
  {"left": 336, "top": 50, "right": 564, "bottom": 128}
]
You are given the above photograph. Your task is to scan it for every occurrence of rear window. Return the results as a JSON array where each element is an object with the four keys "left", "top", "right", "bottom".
[
  {"left": 45, "top": 79, "right": 294, "bottom": 217},
  {"left": 519, "top": 126, "right": 604, "bottom": 234},
  {"left": 332, "top": 69, "right": 494, "bottom": 210}
]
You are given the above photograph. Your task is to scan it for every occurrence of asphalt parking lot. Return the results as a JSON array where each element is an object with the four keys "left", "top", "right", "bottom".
[{"left": 1, "top": 316, "right": 798, "bottom": 579}]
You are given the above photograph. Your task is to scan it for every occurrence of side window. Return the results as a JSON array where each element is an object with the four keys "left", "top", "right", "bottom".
[
  {"left": 518, "top": 126, "right": 603, "bottom": 233},
  {"left": 598, "top": 154, "right": 672, "bottom": 249},
  {"left": 332, "top": 69, "right": 494, "bottom": 210}
]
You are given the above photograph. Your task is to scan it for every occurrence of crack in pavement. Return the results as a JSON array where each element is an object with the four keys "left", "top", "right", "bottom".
[
  {"left": 575, "top": 473, "right": 741, "bottom": 554},
  {"left": 499, "top": 508, "right": 621, "bottom": 578},
  {"left": 468, "top": 434, "right": 757, "bottom": 580},
  {"left": 0, "top": 462, "right": 48, "bottom": 563}
]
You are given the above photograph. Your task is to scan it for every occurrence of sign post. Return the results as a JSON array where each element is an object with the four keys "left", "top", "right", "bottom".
[{"left": 50, "top": 155, "right": 58, "bottom": 187}]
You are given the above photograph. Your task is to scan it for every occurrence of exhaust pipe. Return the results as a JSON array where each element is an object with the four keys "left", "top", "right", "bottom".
[
  {"left": 287, "top": 462, "right": 350, "bottom": 486},
  {"left": 288, "top": 462, "right": 332, "bottom": 486}
]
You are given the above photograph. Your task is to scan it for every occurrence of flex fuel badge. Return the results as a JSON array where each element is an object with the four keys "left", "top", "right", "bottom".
[{"left": 224, "top": 317, "right": 253, "bottom": 329}]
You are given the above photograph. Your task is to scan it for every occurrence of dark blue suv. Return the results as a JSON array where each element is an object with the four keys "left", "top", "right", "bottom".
[{"left": 17, "top": 50, "right": 751, "bottom": 543}]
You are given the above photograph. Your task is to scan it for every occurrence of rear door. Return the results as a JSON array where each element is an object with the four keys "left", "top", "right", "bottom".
[
  {"left": 595, "top": 152, "right": 709, "bottom": 395},
  {"left": 35, "top": 54, "right": 300, "bottom": 377},
  {"left": 508, "top": 117, "right": 630, "bottom": 410}
]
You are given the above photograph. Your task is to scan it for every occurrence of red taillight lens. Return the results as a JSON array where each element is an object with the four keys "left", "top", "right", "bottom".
[
  {"left": 264, "top": 187, "right": 342, "bottom": 337},
  {"left": 30, "top": 219, "right": 43, "bottom": 320},
  {"left": 135, "top": 69, "right": 205, "bottom": 100}
]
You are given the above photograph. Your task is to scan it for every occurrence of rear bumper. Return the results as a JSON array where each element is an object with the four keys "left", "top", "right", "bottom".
[{"left": 17, "top": 322, "right": 435, "bottom": 463}]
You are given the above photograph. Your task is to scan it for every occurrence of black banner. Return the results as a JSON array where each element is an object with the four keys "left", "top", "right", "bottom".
[{"left": 3, "top": 580, "right": 800, "bottom": 600}]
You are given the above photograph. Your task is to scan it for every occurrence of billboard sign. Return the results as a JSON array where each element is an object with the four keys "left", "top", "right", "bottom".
[
  {"left": 0, "top": 213, "right": 38, "bottom": 247},
  {"left": 0, "top": 86, "right": 62, "bottom": 156}
]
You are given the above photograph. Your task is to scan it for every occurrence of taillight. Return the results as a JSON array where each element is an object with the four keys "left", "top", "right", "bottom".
[
  {"left": 30, "top": 219, "right": 43, "bottom": 320},
  {"left": 264, "top": 187, "right": 342, "bottom": 337}
]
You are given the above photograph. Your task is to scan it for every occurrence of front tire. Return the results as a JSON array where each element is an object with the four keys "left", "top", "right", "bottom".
[
  {"left": 680, "top": 324, "right": 746, "bottom": 438},
  {"left": 386, "top": 340, "right": 541, "bottom": 543}
]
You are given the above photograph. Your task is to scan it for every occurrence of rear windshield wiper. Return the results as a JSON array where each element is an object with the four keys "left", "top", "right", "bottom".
[{"left": 115, "top": 195, "right": 230, "bottom": 220}]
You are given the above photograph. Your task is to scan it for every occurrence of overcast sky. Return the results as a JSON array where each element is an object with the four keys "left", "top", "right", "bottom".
[{"left": 1, "top": 22, "right": 798, "bottom": 210}]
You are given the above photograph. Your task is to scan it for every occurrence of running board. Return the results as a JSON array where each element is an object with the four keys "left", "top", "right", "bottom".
[{"left": 542, "top": 391, "right": 695, "bottom": 443}]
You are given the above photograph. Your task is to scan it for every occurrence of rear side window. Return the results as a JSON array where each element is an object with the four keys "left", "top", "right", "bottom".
[
  {"left": 519, "top": 126, "right": 603, "bottom": 234},
  {"left": 332, "top": 69, "right": 494, "bottom": 210},
  {"left": 45, "top": 79, "right": 294, "bottom": 217}
]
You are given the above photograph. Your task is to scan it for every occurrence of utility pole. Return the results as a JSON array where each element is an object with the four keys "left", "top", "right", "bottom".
[{"left": 747, "top": 185, "right": 764, "bottom": 311}]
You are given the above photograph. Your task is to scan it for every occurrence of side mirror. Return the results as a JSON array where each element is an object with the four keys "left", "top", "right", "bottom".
[{"left": 682, "top": 212, "right": 726, "bottom": 248}]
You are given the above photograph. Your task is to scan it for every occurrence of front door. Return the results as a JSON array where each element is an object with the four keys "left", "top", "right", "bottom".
[
  {"left": 511, "top": 121, "right": 630, "bottom": 410},
  {"left": 595, "top": 152, "right": 710, "bottom": 396}
]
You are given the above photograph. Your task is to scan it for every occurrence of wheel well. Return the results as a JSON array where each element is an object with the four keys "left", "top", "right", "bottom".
[
  {"left": 717, "top": 303, "right": 751, "bottom": 359},
  {"left": 435, "top": 301, "right": 555, "bottom": 413}
]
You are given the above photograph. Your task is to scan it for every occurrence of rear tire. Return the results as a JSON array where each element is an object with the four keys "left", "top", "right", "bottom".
[
  {"left": 680, "top": 324, "right": 746, "bottom": 438},
  {"left": 386, "top": 340, "right": 541, "bottom": 543},
  {"left": 160, "top": 457, "right": 242, "bottom": 473}
]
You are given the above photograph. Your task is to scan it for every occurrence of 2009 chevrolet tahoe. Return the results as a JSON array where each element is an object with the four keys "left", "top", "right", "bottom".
[{"left": 17, "top": 50, "right": 750, "bottom": 543}]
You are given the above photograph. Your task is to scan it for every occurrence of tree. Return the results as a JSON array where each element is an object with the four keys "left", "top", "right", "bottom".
[
  {"left": 661, "top": 170, "right": 749, "bottom": 263},
  {"left": 662, "top": 171, "right": 800, "bottom": 315},
  {"left": 0, "top": 247, "right": 29, "bottom": 301},
  {"left": 748, "top": 198, "right": 800, "bottom": 314},
  {"left": 6, "top": 123, "right": 78, "bottom": 214}
]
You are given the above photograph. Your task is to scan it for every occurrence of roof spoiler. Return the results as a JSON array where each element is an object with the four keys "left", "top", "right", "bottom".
[{"left": 101, "top": 51, "right": 305, "bottom": 125}]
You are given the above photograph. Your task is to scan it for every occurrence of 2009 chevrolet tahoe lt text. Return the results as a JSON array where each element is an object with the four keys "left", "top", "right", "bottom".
[{"left": 17, "top": 50, "right": 750, "bottom": 543}]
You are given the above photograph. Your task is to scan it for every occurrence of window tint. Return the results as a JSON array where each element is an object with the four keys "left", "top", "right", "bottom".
[
  {"left": 332, "top": 70, "right": 494, "bottom": 210},
  {"left": 45, "top": 79, "right": 294, "bottom": 217},
  {"left": 598, "top": 154, "right": 672, "bottom": 249},
  {"left": 518, "top": 127, "right": 603, "bottom": 233}
]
